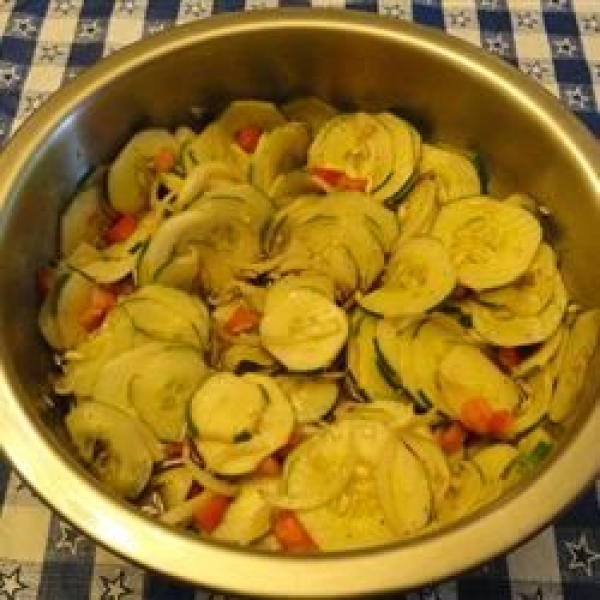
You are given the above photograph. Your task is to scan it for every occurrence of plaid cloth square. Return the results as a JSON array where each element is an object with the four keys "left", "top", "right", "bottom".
[{"left": 0, "top": 2, "right": 599, "bottom": 599}]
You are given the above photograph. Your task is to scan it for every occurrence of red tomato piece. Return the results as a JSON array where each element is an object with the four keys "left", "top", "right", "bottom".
[
  {"left": 234, "top": 126, "right": 263, "bottom": 154},
  {"left": 105, "top": 214, "right": 138, "bottom": 244}
]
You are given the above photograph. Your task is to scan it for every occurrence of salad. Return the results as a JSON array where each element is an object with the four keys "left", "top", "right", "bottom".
[{"left": 37, "top": 98, "right": 599, "bottom": 553}]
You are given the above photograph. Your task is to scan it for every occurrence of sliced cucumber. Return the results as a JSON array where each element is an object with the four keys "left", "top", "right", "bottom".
[
  {"left": 213, "top": 480, "right": 277, "bottom": 545},
  {"left": 432, "top": 196, "right": 542, "bottom": 291},
  {"left": 268, "top": 169, "right": 322, "bottom": 207},
  {"left": 108, "top": 129, "right": 178, "bottom": 214},
  {"left": 260, "top": 287, "right": 348, "bottom": 372},
  {"left": 512, "top": 324, "right": 565, "bottom": 378},
  {"left": 220, "top": 343, "right": 276, "bottom": 374},
  {"left": 549, "top": 309, "right": 600, "bottom": 423},
  {"left": 131, "top": 285, "right": 210, "bottom": 349},
  {"left": 92, "top": 342, "right": 164, "bottom": 413},
  {"left": 265, "top": 272, "right": 335, "bottom": 311},
  {"left": 60, "top": 184, "right": 110, "bottom": 257},
  {"left": 436, "top": 460, "right": 485, "bottom": 524},
  {"left": 469, "top": 272, "right": 567, "bottom": 347},
  {"left": 478, "top": 244, "right": 558, "bottom": 317},
  {"left": 347, "top": 311, "right": 398, "bottom": 402},
  {"left": 55, "top": 306, "right": 136, "bottom": 397},
  {"left": 250, "top": 122, "right": 311, "bottom": 194},
  {"left": 419, "top": 144, "right": 481, "bottom": 203},
  {"left": 512, "top": 368, "right": 553, "bottom": 435},
  {"left": 275, "top": 375, "right": 339, "bottom": 424},
  {"left": 217, "top": 100, "right": 286, "bottom": 137},
  {"left": 437, "top": 344, "right": 521, "bottom": 417},
  {"left": 56, "top": 271, "right": 98, "bottom": 349},
  {"left": 358, "top": 236, "right": 456, "bottom": 317},
  {"left": 65, "top": 401, "right": 155, "bottom": 499},
  {"left": 120, "top": 296, "right": 205, "bottom": 349},
  {"left": 154, "top": 465, "right": 194, "bottom": 509},
  {"left": 400, "top": 431, "right": 450, "bottom": 510},
  {"left": 471, "top": 444, "right": 518, "bottom": 483},
  {"left": 308, "top": 112, "right": 394, "bottom": 195},
  {"left": 66, "top": 243, "right": 137, "bottom": 285},
  {"left": 374, "top": 113, "right": 420, "bottom": 203},
  {"left": 396, "top": 175, "right": 439, "bottom": 244},
  {"left": 375, "top": 436, "right": 432, "bottom": 537},
  {"left": 130, "top": 345, "right": 208, "bottom": 441},
  {"left": 280, "top": 97, "right": 338, "bottom": 136},
  {"left": 191, "top": 374, "right": 294, "bottom": 475}
]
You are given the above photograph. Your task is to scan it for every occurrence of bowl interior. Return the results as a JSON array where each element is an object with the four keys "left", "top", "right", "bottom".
[{"left": 0, "top": 11, "right": 599, "bottom": 597}]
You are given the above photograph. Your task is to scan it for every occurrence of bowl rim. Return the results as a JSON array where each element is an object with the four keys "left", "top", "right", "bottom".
[{"left": 1, "top": 9, "right": 599, "bottom": 597}]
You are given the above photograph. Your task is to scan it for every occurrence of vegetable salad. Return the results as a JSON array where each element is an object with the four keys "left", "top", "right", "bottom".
[{"left": 38, "top": 98, "right": 599, "bottom": 552}]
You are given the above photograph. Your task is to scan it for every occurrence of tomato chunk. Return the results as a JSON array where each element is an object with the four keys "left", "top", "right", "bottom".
[
  {"left": 224, "top": 305, "right": 262, "bottom": 335},
  {"left": 153, "top": 148, "right": 176, "bottom": 173},
  {"left": 460, "top": 398, "right": 514, "bottom": 437},
  {"left": 79, "top": 287, "right": 117, "bottom": 332},
  {"left": 435, "top": 421, "right": 466, "bottom": 454},
  {"left": 193, "top": 493, "right": 231, "bottom": 533},
  {"left": 105, "top": 214, "right": 138, "bottom": 244},
  {"left": 234, "top": 126, "right": 263, "bottom": 154},
  {"left": 310, "top": 167, "right": 367, "bottom": 192},
  {"left": 273, "top": 510, "right": 317, "bottom": 553}
]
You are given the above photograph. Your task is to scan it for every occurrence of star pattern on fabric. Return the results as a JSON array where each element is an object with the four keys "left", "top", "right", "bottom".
[
  {"left": 182, "top": 0, "right": 211, "bottom": 19},
  {"left": 38, "top": 43, "right": 65, "bottom": 63},
  {"left": 51, "top": 0, "right": 80, "bottom": 16},
  {"left": 521, "top": 59, "right": 552, "bottom": 81},
  {"left": 22, "top": 92, "right": 50, "bottom": 117},
  {"left": 381, "top": 1, "right": 408, "bottom": 20},
  {"left": 565, "top": 533, "right": 600, "bottom": 576},
  {"left": 99, "top": 571, "right": 132, "bottom": 600},
  {"left": 552, "top": 37, "right": 579, "bottom": 58},
  {"left": 484, "top": 33, "right": 511, "bottom": 57},
  {"left": 55, "top": 520, "right": 86, "bottom": 555},
  {"left": 116, "top": 0, "right": 139, "bottom": 15},
  {"left": 515, "top": 11, "right": 540, "bottom": 29},
  {"left": 564, "top": 85, "right": 593, "bottom": 110},
  {"left": 10, "top": 17, "right": 37, "bottom": 38},
  {"left": 0, "top": 64, "right": 21, "bottom": 88},
  {"left": 0, "top": 566, "right": 28, "bottom": 600},
  {"left": 77, "top": 19, "right": 103, "bottom": 40},
  {"left": 448, "top": 10, "right": 472, "bottom": 28},
  {"left": 581, "top": 14, "right": 600, "bottom": 34}
]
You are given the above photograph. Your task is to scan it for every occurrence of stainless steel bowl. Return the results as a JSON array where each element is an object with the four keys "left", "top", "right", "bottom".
[{"left": 1, "top": 10, "right": 599, "bottom": 598}]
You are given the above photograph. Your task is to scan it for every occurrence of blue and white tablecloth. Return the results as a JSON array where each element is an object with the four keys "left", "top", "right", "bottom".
[{"left": 0, "top": 1, "right": 599, "bottom": 599}]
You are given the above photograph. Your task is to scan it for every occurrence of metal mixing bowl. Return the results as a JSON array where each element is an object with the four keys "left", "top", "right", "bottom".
[{"left": 0, "top": 10, "right": 599, "bottom": 598}]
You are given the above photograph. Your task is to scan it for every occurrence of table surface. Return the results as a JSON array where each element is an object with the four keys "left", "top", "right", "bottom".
[{"left": 0, "top": 1, "right": 599, "bottom": 599}]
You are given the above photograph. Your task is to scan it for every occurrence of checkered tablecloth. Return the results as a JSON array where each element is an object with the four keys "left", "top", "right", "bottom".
[{"left": 0, "top": 1, "right": 599, "bottom": 599}]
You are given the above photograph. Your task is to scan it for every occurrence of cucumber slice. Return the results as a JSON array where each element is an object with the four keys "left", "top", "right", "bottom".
[
  {"left": 60, "top": 184, "right": 110, "bottom": 257},
  {"left": 250, "top": 122, "right": 311, "bottom": 194},
  {"left": 512, "top": 368, "right": 553, "bottom": 435},
  {"left": 132, "top": 285, "right": 210, "bottom": 349},
  {"left": 268, "top": 169, "right": 322, "bottom": 207},
  {"left": 375, "top": 437, "right": 432, "bottom": 537},
  {"left": 120, "top": 297, "right": 205, "bottom": 348},
  {"left": 217, "top": 100, "right": 286, "bottom": 137},
  {"left": 55, "top": 306, "right": 136, "bottom": 397},
  {"left": 478, "top": 244, "right": 558, "bottom": 317},
  {"left": 410, "top": 318, "right": 464, "bottom": 416},
  {"left": 400, "top": 432, "right": 450, "bottom": 510},
  {"left": 108, "top": 129, "right": 178, "bottom": 214},
  {"left": 191, "top": 374, "right": 294, "bottom": 475},
  {"left": 130, "top": 345, "right": 208, "bottom": 441},
  {"left": 92, "top": 342, "right": 164, "bottom": 413},
  {"left": 276, "top": 375, "right": 338, "bottom": 423},
  {"left": 438, "top": 344, "right": 521, "bottom": 417},
  {"left": 419, "top": 144, "right": 481, "bottom": 203},
  {"left": 56, "top": 271, "right": 98, "bottom": 349},
  {"left": 213, "top": 480, "right": 277, "bottom": 545},
  {"left": 471, "top": 444, "right": 518, "bottom": 483},
  {"left": 436, "top": 460, "right": 485, "bottom": 524},
  {"left": 432, "top": 196, "right": 542, "bottom": 291},
  {"left": 185, "top": 122, "right": 249, "bottom": 177},
  {"left": 65, "top": 401, "right": 155, "bottom": 499},
  {"left": 469, "top": 272, "right": 567, "bottom": 347},
  {"left": 396, "top": 175, "right": 439, "bottom": 244},
  {"left": 358, "top": 236, "right": 456, "bottom": 317},
  {"left": 260, "top": 287, "right": 348, "bottom": 372},
  {"left": 280, "top": 97, "right": 338, "bottom": 136},
  {"left": 512, "top": 325, "right": 565, "bottom": 378},
  {"left": 347, "top": 312, "right": 398, "bottom": 402},
  {"left": 265, "top": 272, "right": 335, "bottom": 311},
  {"left": 220, "top": 343, "right": 276, "bottom": 374},
  {"left": 374, "top": 113, "right": 420, "bottom": 203},
  {"left": 154, "top": 465, "right": 194, "bottom": 509},
  {"left": 549, "top": 309, "right": 600, "bottom": 423},
  {"left": 308, "top": 112, "right": 394, "bottom": 195}
]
